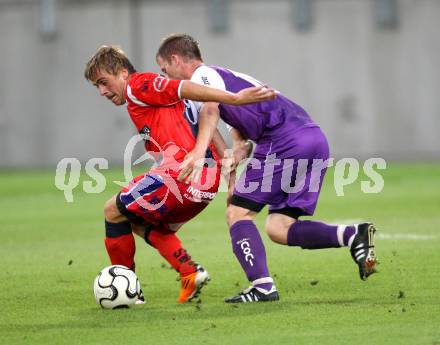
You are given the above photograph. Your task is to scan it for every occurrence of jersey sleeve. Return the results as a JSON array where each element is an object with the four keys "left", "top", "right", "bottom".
[
  {"left": 127, "top": 73, "right": 182, "bottom": 107},
  {"left": 191, "top": 66, "right": 226, "bottom": 90},
  {"left": 189, "top": 66, "right": 226, "bottom": 112}
]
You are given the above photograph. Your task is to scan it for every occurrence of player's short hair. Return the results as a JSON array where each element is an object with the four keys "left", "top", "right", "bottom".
[
  {"left": 156, "top": 33, "right": 203, "bottom": 62},
  {"left": 84, "top": 45, "right": 136, "bottom": 81}
]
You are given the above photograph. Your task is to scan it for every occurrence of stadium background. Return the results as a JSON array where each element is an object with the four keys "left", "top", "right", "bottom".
[{"left": 0, "top": 0, "right": 439, "bottom": 168}]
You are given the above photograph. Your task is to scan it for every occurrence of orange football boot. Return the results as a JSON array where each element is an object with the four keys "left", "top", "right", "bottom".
[{"left": 177, "top": 265, "right": 210, "bottom": 303}]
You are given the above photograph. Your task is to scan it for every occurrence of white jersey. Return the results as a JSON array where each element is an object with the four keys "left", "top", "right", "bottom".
[{"left": 190, "top": 65, "right": 231, "bottom": 131}]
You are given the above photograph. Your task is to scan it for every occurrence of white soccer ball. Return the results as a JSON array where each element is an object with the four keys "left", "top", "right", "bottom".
[{"left": 93, "top": 265, "right": 141, "bottom": 309}]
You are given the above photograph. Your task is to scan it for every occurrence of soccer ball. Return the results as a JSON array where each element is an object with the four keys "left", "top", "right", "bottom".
[{"left": 93, "top": 265, "right": 141, "bottom": 309}]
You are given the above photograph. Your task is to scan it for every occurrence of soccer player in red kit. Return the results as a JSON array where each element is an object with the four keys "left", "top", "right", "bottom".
[{"left": 84, "top": 46, "right": 275, "bottom": 303}]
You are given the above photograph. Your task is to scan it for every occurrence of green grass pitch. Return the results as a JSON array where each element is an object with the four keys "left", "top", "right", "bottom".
[{"left": 1, "top": 163, "right": 439, "bottom": 345}]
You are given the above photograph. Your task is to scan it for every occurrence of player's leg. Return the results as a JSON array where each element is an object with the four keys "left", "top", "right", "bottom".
[
  {"left": 119, "top": 172, "right": 217, "bottom": 302},
  {"left": 103, "top": 194, "right": 136, "bottom": 271},
  {"left": 107, "top": 173, "right": 168, "bottom": 289},
  {"left": 140, "top": 225, "right": 209, "bottom": 303},
  {"left": 223, "top": 195, "right": 279, "bottom": 303},
  {"left": 265, "top": 211, "right": 356, "bottom": 248},
  {"left": 265, "top": 212, "right": 377, "bottom": 280},
  {"left": 266, "top": 127, "right": 377, "bottom": 280},
  {"left": 143, "top": 227, "right": 196, "bottom": 277}
]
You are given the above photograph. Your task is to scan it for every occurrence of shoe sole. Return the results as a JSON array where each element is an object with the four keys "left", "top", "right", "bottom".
[
  {"left": 225, "top": 296, "right": 280, "bottom": 303},
  {"left": 362, "top": 224, "right": 377, "bottom": 280},
  {"left": 224, "top": 290, "right": 280, "bottom": 303}
]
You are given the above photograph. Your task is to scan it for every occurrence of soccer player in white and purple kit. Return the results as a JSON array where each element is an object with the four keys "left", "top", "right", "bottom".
[{"left": 157, "top": 34, "right": 378, "bottom": 303}]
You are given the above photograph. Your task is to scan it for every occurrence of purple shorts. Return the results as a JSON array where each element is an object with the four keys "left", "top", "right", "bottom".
[{"left": 232, "top": 125, "right": 330, "bottom": 216}]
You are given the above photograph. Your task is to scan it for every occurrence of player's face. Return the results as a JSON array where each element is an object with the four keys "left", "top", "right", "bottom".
[
  {"left": 92, "top": 69, "right": 128, "bottom": 106},
  {"left": 156, "top": 55, "right": 185, "bottom": 80}
]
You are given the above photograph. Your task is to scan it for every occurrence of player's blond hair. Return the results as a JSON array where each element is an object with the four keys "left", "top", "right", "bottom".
[
  {"left": 156, "top": 33, "right": 203, "bottom": 62},
  {"left": 84, "top": 45, "right": 136, "bottom": 81}
]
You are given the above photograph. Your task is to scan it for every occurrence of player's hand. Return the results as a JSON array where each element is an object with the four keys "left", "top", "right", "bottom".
[
  {"left": 220, "top": 149, "right": 236, "bottom": 177},
  {"left": 233, "top": 140, "right": 254, "bottom": 165},
  {"left": 233, "top": 85, "right": 277, "bottom": 105},
  {"left": 178, "top": 151, "right": 205, "bottom": 183},
  {"left": 220, "top": 141, "right": 252, "bottom": 176}
]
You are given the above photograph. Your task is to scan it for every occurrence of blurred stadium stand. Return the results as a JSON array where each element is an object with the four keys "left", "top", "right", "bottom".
[{"left": 0, "top": 0, "right": 439, "bottom": 167}]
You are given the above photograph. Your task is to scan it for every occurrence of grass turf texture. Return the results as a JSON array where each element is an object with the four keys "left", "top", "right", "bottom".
[{"left": 1, "top": 163, "right": 439, "bottom": 345}]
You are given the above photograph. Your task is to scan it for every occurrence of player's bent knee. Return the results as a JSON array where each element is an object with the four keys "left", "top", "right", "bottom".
[
  {"left": 265, "top": 216, "right": 294, "bottom": 245},
  {"left": 226, "top": 206, "right": 241, "bottom": 227},
  {"left": 265, "top": 224, "right": 285, "bottom": 244},
  {"left": 104, "top": 196, "right": 123, "bottom": 223},
  {"left": 226, "top": 205, "right": 254, "bottom": 227}
]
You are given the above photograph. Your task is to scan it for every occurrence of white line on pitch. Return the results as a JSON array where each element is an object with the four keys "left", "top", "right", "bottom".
[
  {"left": 376, "top": 233, "right": 437, "bottom": 240},
  {"left": 329, "top": 219, "right": 438, "bottom": 240}
]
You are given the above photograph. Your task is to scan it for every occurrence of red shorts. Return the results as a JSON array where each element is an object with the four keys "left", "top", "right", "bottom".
[{"left": 116, "top": 166, "right": 220, "bottom": 231}]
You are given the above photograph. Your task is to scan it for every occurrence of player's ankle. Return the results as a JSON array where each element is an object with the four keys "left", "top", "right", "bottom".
[
  {"left": 179, "top": 262, "right": 198, "bottom": 277},
  {"left": 252, "top": 277, "right": 274, "bottom": 292}
]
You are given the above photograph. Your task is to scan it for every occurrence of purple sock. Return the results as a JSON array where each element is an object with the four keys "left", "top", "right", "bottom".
[
  {"left": 230, "top": 220, "right": 272, "bottom": 289},
  {"left": 287, "top": 220, "right": 356, "bottom": 249}
]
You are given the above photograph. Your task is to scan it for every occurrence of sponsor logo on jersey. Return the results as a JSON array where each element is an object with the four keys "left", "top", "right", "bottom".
[
  {"left": 153, "top": 75, "right": 169, "bottom": 92},
  {"left": 186, "top": 186, "right": 216, "bottom": 200}
]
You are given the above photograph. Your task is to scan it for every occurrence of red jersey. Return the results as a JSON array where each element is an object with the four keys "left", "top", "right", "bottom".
[{"left": 125, "top": 72, "right": 218, "bottom": 177}]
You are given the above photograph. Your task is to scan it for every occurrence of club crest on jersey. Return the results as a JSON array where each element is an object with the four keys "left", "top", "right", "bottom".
[
  {"left": 153, "top": 75, "right": 169, "bottom": 92},
  {"left": 139, "top": 125, "right": 151, "bottom": 142}
]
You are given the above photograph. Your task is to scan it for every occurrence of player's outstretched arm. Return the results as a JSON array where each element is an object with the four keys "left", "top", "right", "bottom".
[
  {"left": 179, "top": 80, "right": 276, "bottom": 105},
  {"left": 178, "top": 102, "right": 220, "bottom": 182},
  {"left": 212, "top": 128, "right": 229, "bottom": 159}
]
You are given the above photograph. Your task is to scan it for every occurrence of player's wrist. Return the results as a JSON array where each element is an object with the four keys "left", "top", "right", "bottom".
[
  {"left": 191, "top": 146, "right": 208, "bottom": 159},
  {"left": 233, "top": 140, "right": 252, "bottom": 162},
  {"left": 229, "top": 92, "right": 240, "bottom": 105}
]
